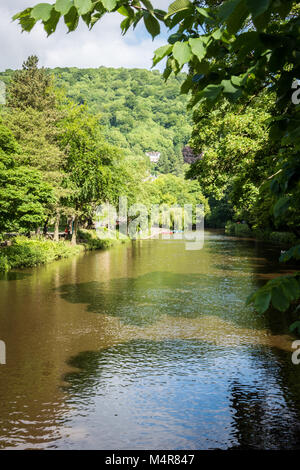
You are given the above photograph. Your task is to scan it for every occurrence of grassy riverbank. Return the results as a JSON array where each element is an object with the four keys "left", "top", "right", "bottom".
[
  {"left": 225, "top": 221, "right": 299, "bottom": 246},
  {"left": 0, "top": 230, "right": 128, "bottom": 272}
]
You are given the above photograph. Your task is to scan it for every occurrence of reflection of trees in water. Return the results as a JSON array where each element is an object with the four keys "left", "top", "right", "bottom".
[
  {"left": 57, "top": 271, "right": 260, "bottom": 328},
  {"left": 63, "top": 340, "right": 300, "bottom": 449},
  {"left": 228, "top": 348, "right": 300, "bottom": 450}
]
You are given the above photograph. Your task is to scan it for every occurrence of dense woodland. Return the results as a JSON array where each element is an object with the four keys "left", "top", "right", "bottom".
[{"left": 0, "top": 66, "right": 192, "bottom": 176}]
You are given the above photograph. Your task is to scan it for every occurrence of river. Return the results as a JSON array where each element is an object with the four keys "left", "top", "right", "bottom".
[{"left": 0, "top": 230, "right": 300, "bottom": 449}]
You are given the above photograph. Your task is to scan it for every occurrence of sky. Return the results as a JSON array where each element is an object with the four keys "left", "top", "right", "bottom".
[{"left": 0, "top": 0, "right": 171, "bottom": 71}]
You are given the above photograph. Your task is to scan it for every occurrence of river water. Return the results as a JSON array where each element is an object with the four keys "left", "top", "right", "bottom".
[{"left": 0, "top": 231, "right": 300, "bottom": 449}]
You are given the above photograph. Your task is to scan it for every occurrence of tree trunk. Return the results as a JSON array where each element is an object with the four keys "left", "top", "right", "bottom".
[
  {"left": 71, "top": 216, "right": 78, "bottom": 245},
  {"left": 43, "top": 219, "right": 48, "bottom": 236},
  {"left": 53, "top": 212, "right": 60, "bottom": 242},
  {"left": 35, "top": 226, "right": 40, "bottom": 236}
]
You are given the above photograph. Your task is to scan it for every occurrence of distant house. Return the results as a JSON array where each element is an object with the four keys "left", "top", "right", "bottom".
[
  {"left": 146, "top": 151, "right": 161, "bottom": 163},
  {"left": 182, "top": 146, "right": 204, "bottom": 164}
]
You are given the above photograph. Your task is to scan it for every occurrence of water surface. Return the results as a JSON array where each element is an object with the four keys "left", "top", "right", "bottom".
[{"left": 0, "top": 231, "right": 300, "bottom": 449}]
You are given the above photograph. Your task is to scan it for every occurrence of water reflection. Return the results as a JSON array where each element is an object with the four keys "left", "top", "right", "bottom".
[
  {"left": 62, "top": 340, "right": 300, "bottom": 450},
  {"left": 0, "top": 232, "right": 299, "bottom": 449}
]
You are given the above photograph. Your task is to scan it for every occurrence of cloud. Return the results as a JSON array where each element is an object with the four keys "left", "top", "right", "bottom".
[{"left": 0, "top": 1, "right": 171, "bottom": 71}]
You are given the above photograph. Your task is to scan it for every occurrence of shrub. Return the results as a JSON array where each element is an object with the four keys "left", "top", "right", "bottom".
[
  {"left": 225, "top": 221, "right": 252, "bottom": 237},
  {"left": 0, "top": 254, "right": 10, "bottom": 272},
  {"left": 0, "top": 236, "right": 83, "bottom": 271},
  {"left": 269, "top": 232, "right": 297, "bottom": 246}
]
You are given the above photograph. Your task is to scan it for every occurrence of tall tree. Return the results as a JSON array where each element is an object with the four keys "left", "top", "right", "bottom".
[
  {"left": 0, "top": 122, "right": 54, "bottom": 233},
  {"left": 4, "top": 56, "right": 67, "bottom": 238},
  {"left": 8, "top": 55, "right": 56, "bottom": 111}
]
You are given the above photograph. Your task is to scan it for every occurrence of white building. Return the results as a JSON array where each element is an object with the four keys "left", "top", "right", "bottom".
[{"left": 146, "top": 151, "right": 161, "bottom": 163}]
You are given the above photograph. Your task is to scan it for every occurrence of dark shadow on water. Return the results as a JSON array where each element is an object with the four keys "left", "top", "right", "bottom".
[
  {"left": 56, "top": 271, "right": 262, "bottom": 328},
  {"left": 56, "top": 270, "right": 296, "bottom": 334},
  {"left": 0, "top": 271, "right": 32, "bottom": 281}
]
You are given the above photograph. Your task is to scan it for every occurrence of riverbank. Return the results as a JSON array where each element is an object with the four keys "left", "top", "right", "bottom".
[
  {"left": 0, "top": 230, "right": 129, "bottom": 272},
  {"left": 225, "top": 221, "right": 299, "bottom": 246}
]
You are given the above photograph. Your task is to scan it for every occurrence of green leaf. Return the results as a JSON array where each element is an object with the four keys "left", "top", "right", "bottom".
[
  {"left": 13, "top": 8, "right": 36, "bottom": 32},
  {"left": 31, "top": 3, "right": 53, "bottom": 22},
  {"left": 201, "top": 84, "right": 224, "bottom": 101},
  {"left": 102, "top": 0, "right": 117, "bottom": 12},
  {"left": 118, "top": 6, "right": 129, "bottom": 16},
  {"left": 144, "top": 13, "right": 160, "bottom": 39},
  {"left": 44, "top": 8, "right": 61, "bottom": 35},
  {"left": 218, "top": 0, "right": 242, "bottom": 21},
  {"left": 271, "top": 286, "right": 290, "bottom": 312},
  {"left": 64, "top": 6, "right": 79, "bottom": 31},
  {"left": 188, "top": 38, "right": 206, "bottom": 62},
  {"left": 254, "top": 290, "right": 271, "bottom": 313},
  {"left": 120, "top": 16, "right": 132, "bottom": 34},
  {"left": 153, "top": 44, "right": 173, "bottom": 66},
  {"left": 140, "top": 0, "right": 154, "bottom": 14},
  {"left": 181, "top": 75, "right": 193, "bottom": 94},
  {"left": 245, "top": 0, "right": 271, "bottom": 18},
  {"left": 74, "top": 0, "right": 92, "bottom": 16},
  {"left": 221, "top": 79, "right": 238, "bottom": 94},
  {"left": 226, "top": 1, "right": 249, "bottom": 34},
  {"left": 273, "top": 196, "right": 290, "bottom": 218},
  {"left": 172, "top": 41, "right": 192, "bottom": 67},
  {"left": 281, "top": 277, "right": 300, "bottom": 301},
  {"left": 55, "top": 0, "right": 73, "bottom": 15},
  {"left": 231, "top": 75, "right": 244, "bottom": 87},
  {"left": 196, "top": 7, "right": 213, "bottom": 20},
  {"left": 165, "top": 0, "right": 191, "bottom": 18}
]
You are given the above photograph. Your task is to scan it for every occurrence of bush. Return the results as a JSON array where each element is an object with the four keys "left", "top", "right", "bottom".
[
  {"left": 225, "top": 221, "right": 252, "bottom": 237},
  {"left": 0, "top": 236, "right": 83, "bottom": 271},
  {"left": 225, "top": 220, "right": 235, "bottom": 235},
  {"left": 0, "top": 254, "right": 10, "bottom": 272},
  {"left": 235, "top": 223, "right": 252, "bottom": 237},
  {"left": 78, "top": 228, "right": 127, "bottom": 250},
  {"left": 269, "top": 232, "right": 297, "bottom": 246}
]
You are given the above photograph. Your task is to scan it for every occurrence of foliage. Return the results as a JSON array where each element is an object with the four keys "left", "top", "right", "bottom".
[
  {"left": 78, "top": 228, "right": 128, "bottom": 250},
  {"left": 246, "top": 273, "right": 300, "bottom": 314},
  {"left": 0, "top": 121, "right": 54, "bottom": 233},
  {"left": 0, "top": 66, "right": 192, "bottom": 176},
  {"left": 187, "top": 94, "right": 276, "bottom": 228},
  {"left": 7, "top": 55, "right": 56, "bottom": 111},
  {"left": 225, "top": 221, "right": 252, "bottom": 237},
  {"left": 0, "top": 236, "right": 83, "bottom": 271},
  {"left": 140, "top": 173, "right": 209, "bottom": 226}
]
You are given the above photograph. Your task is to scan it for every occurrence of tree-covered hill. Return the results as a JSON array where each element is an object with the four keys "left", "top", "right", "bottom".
[{"left": 0, "top": 66, "right": 192, "bottom": 175}]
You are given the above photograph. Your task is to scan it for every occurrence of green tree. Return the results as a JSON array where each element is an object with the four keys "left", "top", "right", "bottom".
[
  {"left": 8, "top": 55, "right": 56, "bottom": 111},
  {"left": 0, "top": 122, "right": 54, "bottom": 233}
]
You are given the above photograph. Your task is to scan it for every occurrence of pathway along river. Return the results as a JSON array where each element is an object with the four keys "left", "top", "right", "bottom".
[{"left": 0, "top": 230, "right": 300, "bottom": 450}]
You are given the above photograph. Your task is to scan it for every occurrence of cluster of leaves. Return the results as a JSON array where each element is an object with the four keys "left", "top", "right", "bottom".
[{"left": 142, "top": 173, "right": 209, "bottom": 212}]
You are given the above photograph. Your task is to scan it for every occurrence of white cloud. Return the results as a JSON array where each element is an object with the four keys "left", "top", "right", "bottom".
[{"left": 0, "top": 0, "right": 170, "bottom": 71}]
